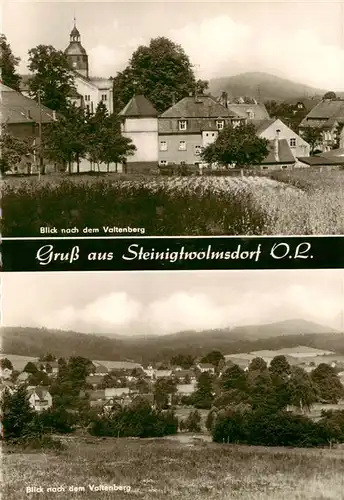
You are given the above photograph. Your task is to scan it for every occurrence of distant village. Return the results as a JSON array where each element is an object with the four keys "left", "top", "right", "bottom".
[
  {"left": 3, "top": 22, "right": 344, "bottom": 175},
  {"left": 1, "top": 344, "right": 344, "bottom": 416}
]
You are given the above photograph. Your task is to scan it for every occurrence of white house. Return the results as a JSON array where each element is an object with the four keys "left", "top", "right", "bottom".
[
  {"left": 119, "top": 95, "right": 159, "bottom": 173},
  {"left": 254, "top": 118, "right": 310, "bottom": 160},
  {"left": 196, "top": 363, "right": 215, "bottom": 374},
  {"left": 0, "top": 368, "right": 12, "bottom": 380},
  {"left": 28, "top": 387, "right": 53, "bottom": 412}
]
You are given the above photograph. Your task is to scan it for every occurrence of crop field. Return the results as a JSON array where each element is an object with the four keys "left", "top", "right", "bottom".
[
  {"left": 1, "top": 170, "right": 344, "bottom": 236},
  {"left": 3, "top": 435, "right": 344, "bottom": 500}
]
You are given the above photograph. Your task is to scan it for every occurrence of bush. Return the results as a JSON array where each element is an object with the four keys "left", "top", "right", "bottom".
[{"left": 211, "top": 407, "right": 343, "bottom": 448}]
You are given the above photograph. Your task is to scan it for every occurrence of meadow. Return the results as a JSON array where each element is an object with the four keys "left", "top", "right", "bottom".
[
  {"left": 3, "top": 435, "right": 344, "bottom": 500},
  {"left": 1, "top": 169, "right": 344, "bottom": 236}
]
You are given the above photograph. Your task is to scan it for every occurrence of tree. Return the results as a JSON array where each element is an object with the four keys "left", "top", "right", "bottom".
[
  {"left": 0, "top": 358, "right": 13, "bottom": 370},
  {"left": 200, "top": 350, "right": 225, "bottom": 368},
  {"left": 170, "top": 354, "right": 195, "bottom": 369},
  {"left": 112, "top": 37, "right": 208, "bottom": 113},
  {"left": 184, "top": 410, "right": 202, "bottom": 432},
  {"left": 269, "top": 355, "right": 291, "bottom": 377},
  {"left": 248, "top": 357, "right": 267, "bottom": 372},
  {"left": 154, "top": 378, "right": 176, "bottom": 409},
  {"left": 0, "top": 34, "right": 21, "bottom": 91},
  {"left": 23, "top": 362, "right": 38, "bottom": 374},
  {"left": 192, "top": 372, "right": 214, "bottom": 409},
  {"left": 39, "top": 353, "right": 56, "bottom": 362},
  {"left": 1, "top": 386, "right": 35, "bottom": 439},
  {"left": 288, "top": 366, "right": 317, "bottom": 413},
  {"left": 311, "top": 364, "right": 344, "bottom": 404},
  {"left": 28, "top": 44, "right": 76, "bottom": 112},
  {"left": 323, "top": 91, "right": 336, "bottom": 100},
  {"left": 87, "top": 102, "right": 136, "bottom": 172},
  {"left": 300, "top": 126, "right": 323, "bottom": 154},
  {"left": 220, "top": 365, "right": 247, "bottom": 392},
  {"left": 43, "top": 103, "right": 88, "bottom": 174},
  {"left": 201, "top": 123, "right": 269, "bottom": 168},
  {"left": 0, "top": 127, "right": 32, "bottom": 174}
]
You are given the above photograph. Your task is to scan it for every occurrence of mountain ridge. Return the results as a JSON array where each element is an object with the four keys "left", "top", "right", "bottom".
[{"left": 208, "top": 71, "right": 327, "bottom": 102}]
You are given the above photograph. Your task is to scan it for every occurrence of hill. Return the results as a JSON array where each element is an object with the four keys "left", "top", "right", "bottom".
[
  {"left": 208, "top": 72, "right": 326, "bottom": 103},
  {"left": 1, "top": 320, "right": 341, "bottom": 364}
]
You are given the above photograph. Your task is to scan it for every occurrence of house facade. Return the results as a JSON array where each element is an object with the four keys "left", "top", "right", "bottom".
[
  {"left": 299, "top": 99, "right": 344, "bottom": 152},
  {"left": 255, "top": 118, "right": 310, "bottom": 160},
  {"left": 119, "top": 95, "right": 159, "bottom": 172},
  {"left": 158, "top": 95, "right": 245, "bottom": 167},
  {"left": 1, "top": 83, "right": 57, "bottom": 174},
  {"left": 28, "top": 387, "right": 53, "bottom": 412}
]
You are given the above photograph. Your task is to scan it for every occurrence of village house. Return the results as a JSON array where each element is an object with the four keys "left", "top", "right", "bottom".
[
  {"left": 158, "top": 94, "right": 244, "bottom": 167},
  {"left": 16, "top": 371, "right": 30, "bottom": 383},
  {"left": 1, "top": 82, "right": 57, "bottom": 174},
  {"left": 91, "top": 363, "right": 109, "bottom": 376},
  {"left": 28, "top": 387, "right": 53, "bottom": 412},
  {"left": 254, "top": 118, "right": 310, "bottom": 160},
  {"left": 196, "top": 363, "right": 215, "bottom": 374},
  {"left": 119, "top": 95, "right": 159, "bottom": 173},
  {"left": 299, "top": 99, "right": 344, "bottom": 151},
  {"left": 85, "top": 375, "right": 105, "bottom": 389},
  {"left": 34, "top": 361, "right": 59, "bottom": 375}
]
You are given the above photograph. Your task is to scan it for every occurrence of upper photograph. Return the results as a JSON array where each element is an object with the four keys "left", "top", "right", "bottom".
[{"left": 1, "top": 1, "right": 344, "bottom": 237}]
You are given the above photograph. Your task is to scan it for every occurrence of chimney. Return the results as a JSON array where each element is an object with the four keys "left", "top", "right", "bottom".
[
  {"left": 274, "top": 129, "right": 280, "bottom": 161},
  {"left": 171, "top": 92, "right": 176, "bottom": 106}
]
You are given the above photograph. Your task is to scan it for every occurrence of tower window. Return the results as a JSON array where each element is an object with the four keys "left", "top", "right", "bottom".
[{"left": 101, "top": 94, "right": 107, "bottom": 101}]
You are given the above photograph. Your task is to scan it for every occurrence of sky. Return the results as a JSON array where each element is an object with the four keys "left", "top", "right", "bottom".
[
  {"left": 3, "top": 1, "right": 344, "bottom": 90},
  {"left": 2, "top": 270, "right": 344, "bottom": 336}
]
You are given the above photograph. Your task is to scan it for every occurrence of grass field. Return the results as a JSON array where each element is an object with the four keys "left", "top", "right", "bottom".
[
  {"left": 2, "top": 169, "right": 344, "bottom": 235},
  {"left": 3, "top": 435, "right": 344, "bottom": 500}
]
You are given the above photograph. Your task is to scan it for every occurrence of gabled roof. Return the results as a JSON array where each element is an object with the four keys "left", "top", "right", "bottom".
[
  {"left": 29, "top": 387, "right": 50, "bottom": 400},
  {"left": 300, "top": 99, "right": 344, "bottom": 128},
  {"left": 227, "top": 103, "right": 270, "bottom": 121},
  {"left": 252, "top": 118, "right": 276, "bottom": 135},
  {"left": 120, "top": 95, "right": 158, "bottom": 118},
  {"left": 283, "top": 97, "right": 322, "bottom": 112},
  {"left": 262, "top": 139, "right": 295, "bottom": 164},
  {"left": 160, "top": 96, "right": 239, "bottom": 119},
  {"left": 1, "top": 83, "right": 56, "bottom": 125}
]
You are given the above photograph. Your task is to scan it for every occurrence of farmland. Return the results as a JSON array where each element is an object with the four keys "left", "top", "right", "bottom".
[
  {"left": 3, "top": 435, "right": 344, "bottom": 500},
  {"left": 1, "top": 170, "right": 344, "bottom": 236}
]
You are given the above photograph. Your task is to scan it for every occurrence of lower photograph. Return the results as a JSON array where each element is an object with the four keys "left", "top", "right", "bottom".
[{"left": 1, "top": 270, "right": 344, "bottom": 500}]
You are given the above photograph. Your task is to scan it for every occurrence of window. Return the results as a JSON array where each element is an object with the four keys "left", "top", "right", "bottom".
[
  {"left": 290, "top": 138, "right": 296, "bottom": 147},
  {"left": 101, "top": 94, "right": 107, "bottom": 101},
  {"left": 159, "top": 160, "right": 167, "bottom": 166},
  {"left": 178, "top": 120, "right": 187, "bottom": 131},
  {"left": 194, "top": 145, "right": 202, "bottom": 156},
  {"left": 160, "top": 141, "right": 167, "bottom": 151},
  {"left": 281, "top": 165, "right": 288, "bottom": 169},
  {"left": 232, "top": 120, "right": 240, "bottom": 128},
  {"left": 216, "top": 120, "right": 224, "bottom": 130},
  {"left": 179, "top": 140, "right": 186, "bottom": 151},
  {"left": 85, "top": 95, "right": 91, "bottom": 102}
]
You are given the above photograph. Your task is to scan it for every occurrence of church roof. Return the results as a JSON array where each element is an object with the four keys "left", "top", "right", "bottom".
[
  {"left": 70, "top": 25, "right": 80, "bottom": 37},
  {"left": 119, "top": 95, "right": 158, "bottom": 118}
]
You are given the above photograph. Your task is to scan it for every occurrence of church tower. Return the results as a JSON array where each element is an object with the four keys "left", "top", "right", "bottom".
[{"left": 64, "top": 19, "right": 89, "bottom": 78}]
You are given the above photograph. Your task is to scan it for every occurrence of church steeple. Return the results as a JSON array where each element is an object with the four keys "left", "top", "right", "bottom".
[{"left": 64, "top": 18, "right": 89, "bottom": 78}]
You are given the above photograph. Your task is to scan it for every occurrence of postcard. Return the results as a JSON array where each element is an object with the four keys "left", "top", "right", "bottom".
[
  {"left": 1, "top": 269, "right": 344, "bottom": 499},
  {"left": 1, "top": 1, "right": 344, "bottom": 237}
]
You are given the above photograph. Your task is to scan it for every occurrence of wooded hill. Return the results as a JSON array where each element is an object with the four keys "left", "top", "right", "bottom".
[{"left": 2, "top": 320, "right": 341, "bottom": 363}]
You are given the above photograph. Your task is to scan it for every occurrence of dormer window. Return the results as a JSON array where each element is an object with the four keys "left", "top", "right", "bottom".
[
  {"left": 178, "top": 120, "right": 187, "bottom": 131},
  {"left": 247, "top": 110, "right": 255, "bottom": 119},
  {"left": 216, "top": 120, "right": 224, "bottom": 130}
]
